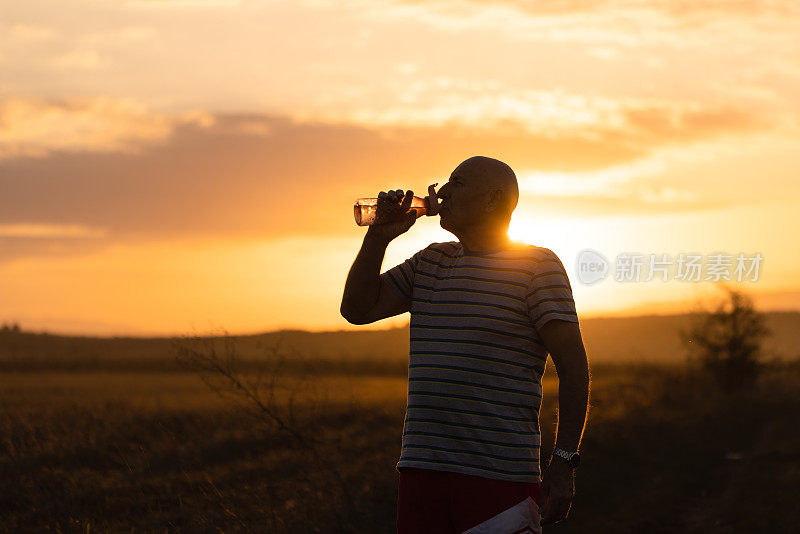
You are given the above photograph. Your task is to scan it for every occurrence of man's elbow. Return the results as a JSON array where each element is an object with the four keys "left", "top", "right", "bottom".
[
  {"left": 342, "top": 314, "right": 369, "bottom": 326},
  {"left": 340, "top": 304, "right": 369, "bottom": 325}
]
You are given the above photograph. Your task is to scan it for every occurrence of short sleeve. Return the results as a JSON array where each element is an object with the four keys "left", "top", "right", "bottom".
[
  {"left": 526, "top": 248, "right": 579, "bottom": 332},
  {"left": 380, "top": 247, "right": 425, "bottom": 301}
]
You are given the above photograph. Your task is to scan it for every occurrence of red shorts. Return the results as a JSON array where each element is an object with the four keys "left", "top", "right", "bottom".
[{"left": 397, "top": 467, "right": 541, "bottom": 534}]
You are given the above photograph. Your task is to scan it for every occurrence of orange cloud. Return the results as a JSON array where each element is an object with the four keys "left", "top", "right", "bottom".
[
  {"left": 0, "top": 223, "right": 108, "bottom": 238},
  {"left": 7, "top": 23, "right": 56, "bottom": 42},
  {"left": 615, "top": 104, "right": 763, "bottom": 149},
  {"left": 0, "top": 103, "right": 766, "bottom": 263},
  {"left": 0, "top": 97, "right": 213, "bottom": 159},
  {"left": 396, "top": 0, "right": 799, "bottom": 19},
  {"left": 319, "top": 92, "right": 765, "bottom": 147},
  {"left": 517, "top": 189, "right": 726, "bottom": 218},
  {"left": 125, "top": 0, "right": 244, "bottom": 7}
]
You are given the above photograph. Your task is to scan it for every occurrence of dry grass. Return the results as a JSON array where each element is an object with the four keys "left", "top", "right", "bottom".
[{"left": 1, "top": 334, "right": 798, "bottom": 533}]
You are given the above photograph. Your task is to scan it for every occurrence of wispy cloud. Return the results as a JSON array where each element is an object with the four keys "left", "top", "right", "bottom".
[
  {"left": 362, "top": 0, "right": 800, "bottom": 49},
  {"left": 308, "top": 89, "right": 765, "bottom": 149},
  {"left": 2, "top": 0, "right": 797, "bottom": 129},
  {"left": 0, "top": 97, "right": 213, "bottom": 159},
  {"left": 6, "top": 23, "right": 56, "bottom": 42},
  {"left": 518, "top": 191, "right": 725, "bottom": 217},
  {"left": 50, "top": 49, "right": 108, "bottom": 70},
  {"left": 389, "top": 0, "right": 800, "bottom": 23},
  {"left": 516, "top": 153, "right": 721, "bottom": 216},
  {"left": 519, "top": 158, "right": 664, "bottom": 197},
  {"left": 124, "top": 0, "right": 245, "bottom": 8},
  {"left": 0, "top": 223, "right": 109, "bottom": 238}
]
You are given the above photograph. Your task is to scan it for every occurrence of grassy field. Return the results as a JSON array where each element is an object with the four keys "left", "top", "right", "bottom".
[{"left": 1, "top": 341, "right": 799, "bottom": 533}]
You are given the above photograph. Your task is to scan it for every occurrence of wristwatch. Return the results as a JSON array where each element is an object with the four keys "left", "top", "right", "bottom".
[{"left": 553, "top": 447, "right": 581, "bottom": 469}]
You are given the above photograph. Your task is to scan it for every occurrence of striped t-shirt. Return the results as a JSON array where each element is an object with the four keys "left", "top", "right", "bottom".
[{"left": 380, "top": 240, "right": 579, "bottom": 484}]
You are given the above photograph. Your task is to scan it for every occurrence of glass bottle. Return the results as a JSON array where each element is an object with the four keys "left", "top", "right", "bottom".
[{"left": 354, "top": 183, "right": 440, "bottom": 226}]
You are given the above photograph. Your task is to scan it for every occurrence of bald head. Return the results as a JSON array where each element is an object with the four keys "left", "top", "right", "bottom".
[
  {"left": 454, "top": 156, "right": 519, "bottom": 219},
  {"left": 437, "top": 156, "right": 519, "bottom": 237}
]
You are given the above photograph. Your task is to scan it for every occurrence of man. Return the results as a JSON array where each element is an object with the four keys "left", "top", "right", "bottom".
[{"left": 341, "top": 156, "right": 590, "bottom": 533}]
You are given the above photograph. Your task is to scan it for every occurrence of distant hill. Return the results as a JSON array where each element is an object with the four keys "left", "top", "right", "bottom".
[
  {"left": 0, "top": 326, "right": 411, "bottom": 371},
  {"left": 579, "top": 311, "right": 800, "bottom": 363},
  {"left": 1, "top": 312, "right": 798, "bottom": 370}
]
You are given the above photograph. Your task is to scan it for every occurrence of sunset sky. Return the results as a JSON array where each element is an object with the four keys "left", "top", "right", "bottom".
[{"left": 2, "top": 0, "right": 799, "bottom": 336}]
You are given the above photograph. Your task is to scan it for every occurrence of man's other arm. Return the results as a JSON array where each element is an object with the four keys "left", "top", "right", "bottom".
[
  {"left": 538, "top": 318, "right": 590, "bottom": 525},
  {"left": 540, "top": 319, "right": 590, "bottom": 452}
]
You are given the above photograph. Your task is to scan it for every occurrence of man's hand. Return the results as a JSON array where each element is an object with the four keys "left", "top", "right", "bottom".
[
  {"left": 365, "top": 189, "right": 418, "bottom": 245},
  {"left": 539, "top": 457, "right": 574, "bottom": 525}
]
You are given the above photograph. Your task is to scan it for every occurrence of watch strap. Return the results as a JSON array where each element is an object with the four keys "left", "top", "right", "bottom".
[
  {"left": 553, "top": 447, "right": 575, "bottom": 460},
  {"left": 553, "top": 447, "right": 580, "bottom": 468}
]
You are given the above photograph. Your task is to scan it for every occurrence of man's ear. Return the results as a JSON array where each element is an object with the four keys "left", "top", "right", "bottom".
[{"left": 486, "top": 189, "right": 505, "bottom": 213}]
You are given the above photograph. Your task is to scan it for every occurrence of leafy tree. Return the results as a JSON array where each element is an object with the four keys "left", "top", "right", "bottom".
[{"left": 682, "top": 286, "right": 769, "bottom": 393}]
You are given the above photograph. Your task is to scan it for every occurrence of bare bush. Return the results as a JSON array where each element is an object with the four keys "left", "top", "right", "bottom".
[
  {"left": 682, "top": 286, "right": 769, "bottom": 394},
  {"left": 170, "top": 329, "right": 354, "bottom": 532},
  {"left": 172, "top": 331, "right": 314, "bottom": 444}
]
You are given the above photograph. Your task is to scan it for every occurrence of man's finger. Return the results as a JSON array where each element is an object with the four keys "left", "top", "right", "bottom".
[
  {"left": 539, "top": 506, "right": 549, "bottom": 524},
  {"left": 541, "top": 497, "right": 562, "bottom": 524},
  {"left": 541, "top": 497, "right": 571, "bottom": 525},
  {"left": 537, "top": 487, "right": 550, "bottom": 522},
  {"left": 401, "top": 190, "right": 413, "bottom": 210}
]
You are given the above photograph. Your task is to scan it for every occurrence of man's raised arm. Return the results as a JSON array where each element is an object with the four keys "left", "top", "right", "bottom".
[
  {"left": 341, "top": 233, "right": 395, "bottom": 324},
  {"left": 340, "top": 189, "right": 418, "bottom": 325}
]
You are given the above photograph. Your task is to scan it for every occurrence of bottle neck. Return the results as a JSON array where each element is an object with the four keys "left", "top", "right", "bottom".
[{"left": 422, "top": 195, "right": 439, "bottom": 216}]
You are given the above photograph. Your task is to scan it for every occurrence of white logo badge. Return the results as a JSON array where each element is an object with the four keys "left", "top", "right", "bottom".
[{"left": 576, "top": 249, "right": 609, "bottom": 285}]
